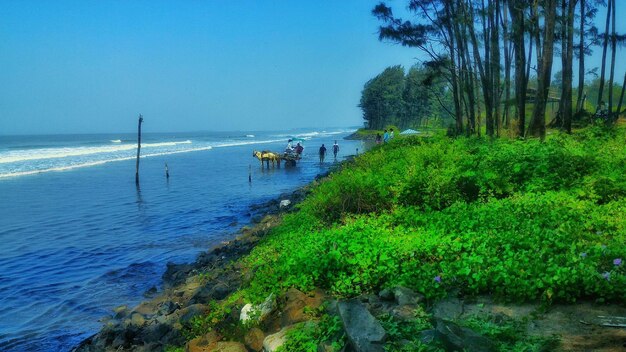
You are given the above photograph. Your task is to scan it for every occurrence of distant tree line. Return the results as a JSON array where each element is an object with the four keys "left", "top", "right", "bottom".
[
  {"left": 369, "top": 0, "right": 626, "bottom": 138},
  {"left": 359, "top": 64, "right": 451, "bottom": 130}
]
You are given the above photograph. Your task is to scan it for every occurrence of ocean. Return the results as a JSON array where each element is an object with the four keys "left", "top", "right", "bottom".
[{"left": 0, "top": 129, "right": 363, "bottom": 351}]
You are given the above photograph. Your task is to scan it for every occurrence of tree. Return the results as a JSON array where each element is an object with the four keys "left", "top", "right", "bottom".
[
  {"left": 560, "top": 0, "right": 577, "bottom": 133},
  {"left": 529, "top": 0, "right": 557, "bottom": 139},
  {"left": 359, "top": 66, "right": 406, "bottom": 130}
]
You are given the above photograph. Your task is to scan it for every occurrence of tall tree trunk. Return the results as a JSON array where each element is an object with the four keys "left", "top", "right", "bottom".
[
  {"left": 617, "top": 72, "right": 626, "bottom": 118},
  {"left": 467, "top": 1, "right": 493, "bottom": 137},
  {"left": 575, "top": 0, "right": 586, "bottom": 112},
  {"left": 608, "top": 0, "right": 616, "bottom": 121},
  {"left": 562, "top": 0, "right": 576, "bottom": 133},
  {"left": 529, "top": 0, "right": 557, "bottom": 139},
  {"left": 509, "top": 1, "right": 527, "bottom": 137},
  {"left": 491, "top": 0, "right": 502, "bottom": 137},
  {"left": 443, "top": 3, "right": 464, "bottom": 135},
  {"left": 597, "top": 0, "right": 612, "bottom": 110},
  {"left": 502, "top": 3, "right": 512, "bottom": 129}
]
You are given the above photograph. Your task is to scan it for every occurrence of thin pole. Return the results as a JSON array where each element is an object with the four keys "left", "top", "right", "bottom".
[{"left": 135, "top": 114, "right": 143, "bottom": 185}]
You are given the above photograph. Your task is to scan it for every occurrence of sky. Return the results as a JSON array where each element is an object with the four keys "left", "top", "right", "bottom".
[
  {"left": 0, "top": 1, "right": 624, "bottom": 135},
  {"left": 0, "top": 1, "right": 421, "bottom": 135}
]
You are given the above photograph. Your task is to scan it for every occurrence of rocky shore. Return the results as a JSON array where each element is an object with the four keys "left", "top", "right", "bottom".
[
  {"left": 72, "top": 156, "right": 626, "bottom": 352},
  {"left": 72, "top": 169, "right": 336, "bottom": 352}
]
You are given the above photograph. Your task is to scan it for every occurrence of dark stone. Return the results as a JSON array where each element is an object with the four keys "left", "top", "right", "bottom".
[
  {"left": 191, "top": 282, "right": 232, "bottom": 304},
  {"left": 140, "top": 322, "right": 171, "bottom": 343},
  {"left": 338, "top": 299, "right": 386, "bottom": 352},
  {"left": 434, "top": 318, "right": 497, "bottom": 352},
  {"left": 162, "top": 262, "right": 193, "bottom": 288},
  {"left": 393, "top": 287, "right": 423, "bottom": 306},
  {"left": 143, "top": 286, "right": 158, "bottom": 298},
  {"left": 157, "top": 300, "right": 180, "bottom": 315},
  {"left": 179, "top": 304, "right": 208, "bottom": 324},
  {"left": 378, "top": 289, "right": 394, "bottom": 301}
]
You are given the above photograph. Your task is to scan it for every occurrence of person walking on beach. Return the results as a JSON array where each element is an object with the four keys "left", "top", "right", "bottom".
[
  {"left": 319, "top": 144, "right": 327, "bottom": 163},
  {"left": 332, "top": 141, "right": 339, "bottom": 159},
  {"left": 383, "top": 129, "right": 389, "bottom": 143}
]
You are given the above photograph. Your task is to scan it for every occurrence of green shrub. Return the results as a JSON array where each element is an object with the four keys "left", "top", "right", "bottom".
[{"left": 241, "top": 126, "right": 626, "bottom": 304}]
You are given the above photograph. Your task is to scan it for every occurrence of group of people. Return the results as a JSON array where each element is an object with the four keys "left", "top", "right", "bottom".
[
  {"left": 318, "top": 141, "right": 339, "bottom": 163},
  {"left": 285, "top": 139, "right": 339, "bottom": 163},
  {"left": 285, "top": 139, "right": 304, "bottom": 155},
  {"left": 375, "top": 128, "right": 394, "bottom": 144}
]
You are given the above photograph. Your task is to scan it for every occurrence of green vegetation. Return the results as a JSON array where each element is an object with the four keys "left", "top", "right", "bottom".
[
  {"left": 460, "top": 315, "right": 560, "bottom": 351},
  {"left": 242, "top": 126, "right": 626, "bottom": 304},
  {"left": 276, "top": 315, "right": 345, "bottom": 352},
  {"left": 359, "top": 65, "right": 449, "bottom": 130},
  {"left": 174, "top": 126, "right": 626, "bottom": 351}
]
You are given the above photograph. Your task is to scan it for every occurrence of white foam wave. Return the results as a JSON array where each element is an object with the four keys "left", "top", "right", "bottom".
[
  {"left": 110, "top": 139, "right": 122, "bottom": 143},
  {"left": 0, "top": 146, "right": 213, "bottom": 179},
  {"left": 0, "top": 140, "right": 193, "bottom": 164},
  {"left": 245, "top": 134, "right": 255, "bottom": 138},
  {"left": 214, "top": 139, "right": 284, "bottom": 148}
]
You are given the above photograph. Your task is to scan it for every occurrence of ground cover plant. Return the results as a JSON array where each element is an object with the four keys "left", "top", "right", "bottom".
[
  {"left": 177, "top": 126, "right": 626, "bottom": 351},
  {"left": 242, "top": 126, "right": 626, "bottom": 304}
]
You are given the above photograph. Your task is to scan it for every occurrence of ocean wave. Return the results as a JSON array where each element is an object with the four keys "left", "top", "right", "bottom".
[
  {"left": 110, "top": 140, "right": 122, "bottom": 143},
  {"left": 0, "top": 146, "right": 214, "bottom": 179},
  {"left": 245, "top": 135, "right": 255, "bottom": 138},
  {"left": 0, "top": 140, "right": 193, "bottom": 164}
]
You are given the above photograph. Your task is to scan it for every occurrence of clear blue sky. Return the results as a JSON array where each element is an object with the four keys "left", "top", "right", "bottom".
[
  {"left": 0, "top": 1, "right": 624, "bottom": 135},
  {"left": 0, "top": 1, "right": 420, "bottom": 135}
]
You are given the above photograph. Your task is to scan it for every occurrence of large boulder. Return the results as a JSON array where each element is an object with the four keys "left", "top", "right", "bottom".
[
  {"left": 244, "top": 328, "right": 265, "bottom": 352},
  {"left": 185, "top": 331, "right": 221, "bottom": 352},
  {"left": 240, "top": 293, "right": 276, "bottom": 324},
  {"left": 338, "top": 299, "right": 386, "bottom": 352},
  {"left": 262, "top": 325, "right": 295, "bottom": 352},
  {"left": 434, "top": 318, "right": 497, "bottom": 352},
  {"left": 280, "top": 288, "right": 326, "bottom": 327},
  {"left": 393, "top": 287, "right": 424, "bottom": 306},
  {"left": 211, "top": 341, "right": 247, "bottom": 352}
]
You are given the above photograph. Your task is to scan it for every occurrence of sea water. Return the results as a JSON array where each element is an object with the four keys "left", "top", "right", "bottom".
[{"left": 0, "top": 129, "right": 362, "bottom": 351}]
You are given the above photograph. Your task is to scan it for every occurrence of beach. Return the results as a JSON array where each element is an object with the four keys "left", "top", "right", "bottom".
[{"left": 0, "top": 129, "right": 361, "bottom": 351}]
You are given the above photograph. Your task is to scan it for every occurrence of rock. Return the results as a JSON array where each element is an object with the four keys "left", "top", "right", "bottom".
[
  {"left": 212, "top": 341, "right": 247, "bottom": 352},
  {"left": 192, "top": 282, "right": 232, "bottom": 303},
  {"left": 279, "top": 199, "right": 291, "bottom": 208},
  {"left": 180, "top": 304, "right": 209, "bottom": 324},
  {"left": 240, "top": 293, "right": 276, "bottom": 323},
  {"left": 141, "top": 322, "right": 173, "bottom": 344},
  {"left": 262, "top": 325, "right": 296, "bottom": 352},
  {"left": 280, "top": 288, "right": 325, "bottom": 327},
  {"left": 158, "top": 300, "right": 180, "bottom": 315},
  {"left": 390, "top": 305, "right": 416, "bottom": 322},
  {"left": 143, "top": 285, "right": 158, "bottom": 297},
  {"left": 185, "top": 331, "right": 221, "bottom": 352},
  {"left": 417, "top": 329, "right": 437, "bottom": 345},
  {"left": 113, "top": 305, "right": 130, "bottom": 319},
  {"left": 432, "top": 298, "right": 464, "bottom": 321},
  {"left": 434, "top": 318, "right": 497, "bottom": 352},
  {"left": 393, "top": 286, "right": 423, "bottom": 306},
  {"left": 378, "top": 289, "right": 394, "bottom": 301},
  {"left": 338, "top": 299, "right": 386, "bottom": 352},
  {"left": 244, "top": 328, "right": 265, "bottom": 351},
  {"left": 130, "top": 312, "right": 146, "bottom": 327},
  {"left": 163, "top": 262, "right": 194, "bottom": 288}
]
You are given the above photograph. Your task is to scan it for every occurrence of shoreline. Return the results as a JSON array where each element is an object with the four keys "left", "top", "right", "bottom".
[{"left": 72, "top": 165, "right": 345, "bottom": 351}]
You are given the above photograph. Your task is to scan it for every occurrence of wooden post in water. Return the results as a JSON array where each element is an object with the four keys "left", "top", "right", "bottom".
[
  {"left": 248, "top": 164, "right": 252, "bottom": 183},
  {"left": 165, "top": 162, "right": 169, "bottom": 179},
  {"left": 135, "top": 114, "right": 144, "bottom": 185}
]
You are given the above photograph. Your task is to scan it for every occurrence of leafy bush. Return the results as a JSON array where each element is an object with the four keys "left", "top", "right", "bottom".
[{"left": 241, "top": 126, "right": 626, "bottom": 304}]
